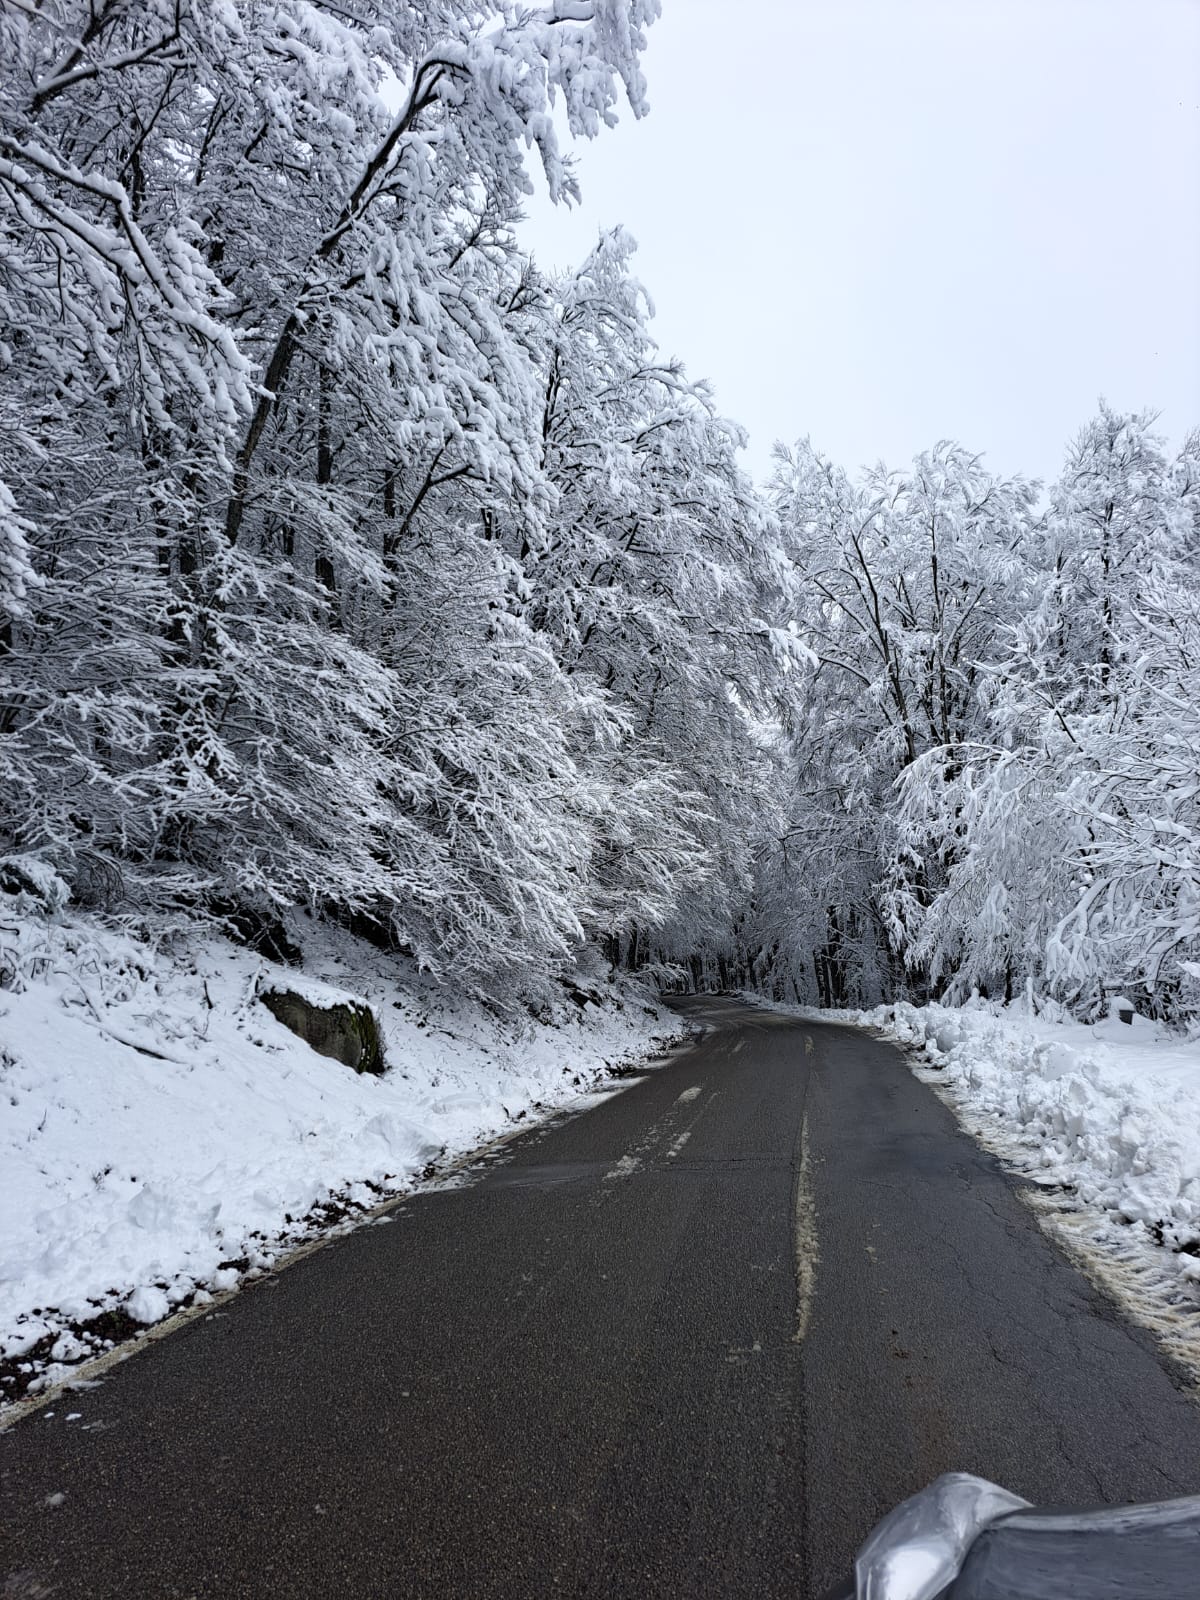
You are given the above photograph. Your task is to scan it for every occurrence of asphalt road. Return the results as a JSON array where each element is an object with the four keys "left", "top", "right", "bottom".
[{"left": 5, "top": 996, "right": 1200, "bottom": 1598}]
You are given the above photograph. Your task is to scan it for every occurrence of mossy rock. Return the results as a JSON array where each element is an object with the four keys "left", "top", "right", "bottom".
[{"left": 259, "top": 988, "right": 385, "bottom": 1075}]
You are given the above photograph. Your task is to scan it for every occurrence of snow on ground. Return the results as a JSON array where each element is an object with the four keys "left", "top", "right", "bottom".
[
  {"left": 753, "top": 991, "right": 1200, "bottom": 1264},
  {"left": 864, "top": 992, "right": 1200, "bottom": 1369},
  {"left": 871, "top": 998, "right": 1200, "bottom": 1373},
  {"left": 868, "top": 998, "right": 1200, "bottom": 1264},
  {"left": 1, "top": 898, "right": 680, "bottom": 1408},
  {"left": 753, "top": 990, "right": 1200, "bottom": 1367}
]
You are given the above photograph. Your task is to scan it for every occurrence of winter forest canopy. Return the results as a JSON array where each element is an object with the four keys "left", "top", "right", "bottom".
[{"left": 2, "top": 0, "right": 1199, "bottom": 1021}]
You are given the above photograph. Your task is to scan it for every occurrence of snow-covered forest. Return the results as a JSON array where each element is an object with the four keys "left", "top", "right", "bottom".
[
  {"left": 3, "top": 0, "right": 1199, "bottom": 1022},
  {"left": 764, "top": 412, "right": 1200, "bottom": 1017}
]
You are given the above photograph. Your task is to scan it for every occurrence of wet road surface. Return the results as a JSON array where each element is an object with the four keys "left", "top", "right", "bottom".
[{"left": 4, "top": 995, "right": 1200, "bottom": 1597}]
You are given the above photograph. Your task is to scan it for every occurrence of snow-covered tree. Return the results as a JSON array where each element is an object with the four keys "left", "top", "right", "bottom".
[
  {"left": 761, "top": 438, "right": 1035, "bottom": 1003},
  {"left": 890, "top": 410, "right": 1200, "bottom": 1015},
  {"left": 513, "top": 230, "right": 784, "bottom": 975},
  {"left": 0, "top": 1, "right": 674, "bottom": 977}
]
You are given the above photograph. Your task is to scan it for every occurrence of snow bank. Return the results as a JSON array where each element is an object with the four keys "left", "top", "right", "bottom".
[
  {"left": 757, "top": 989, "right": 1200, "bottom": 1289},
  {"left": 1, "top": 910, "right": 678, "bottom": 1405},
  {"left": 867, "top": 1000, "right": 1200, "bottom": 1263}
]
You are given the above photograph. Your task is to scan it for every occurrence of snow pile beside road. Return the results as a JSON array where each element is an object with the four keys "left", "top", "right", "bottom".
[
  {"left": 861, "top": 998, "right": 1200, "bottom": 1277},
  {"left": 1, "top": 905, "right": 677, "bottom": 1403}
]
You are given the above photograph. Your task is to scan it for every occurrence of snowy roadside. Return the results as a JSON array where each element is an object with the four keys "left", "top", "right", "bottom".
[
  {"left": 750, "top": 991, "right": 1200, "bottom": 1367},
  {"left": 1, "top": 907, "right": 682, "bottom": 1411}
]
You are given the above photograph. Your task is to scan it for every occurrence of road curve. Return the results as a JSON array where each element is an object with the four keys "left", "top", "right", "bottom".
[{"left": 4, "top": 996, "right": 1200, "bottom": 1598}]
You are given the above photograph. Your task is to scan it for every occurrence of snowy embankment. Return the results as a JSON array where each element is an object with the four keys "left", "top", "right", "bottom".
[
  {"left": 773, "top": 992, "right": 1200, "bottom": 1295},
  {"left": 872, "top": 1001, "right": 1200, "bottom": 1267},
  {"left": 1, "top": 899, "right": 679, "bottom": 1407}
]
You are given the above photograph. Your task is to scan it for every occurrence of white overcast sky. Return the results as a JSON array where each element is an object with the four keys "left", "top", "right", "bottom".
[{"left": 517, "top": 0, "right": 1200, "bottom": 485}]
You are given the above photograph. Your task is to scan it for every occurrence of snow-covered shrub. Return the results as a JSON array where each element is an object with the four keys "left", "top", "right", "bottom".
[{"left": 0, "top": 855, "right": 69, "bottom": 917}]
